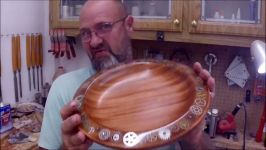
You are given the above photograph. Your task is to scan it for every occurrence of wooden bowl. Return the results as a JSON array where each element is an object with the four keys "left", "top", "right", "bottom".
[{"left": 74, "top": 60, "right": 211, "bottom": 149}]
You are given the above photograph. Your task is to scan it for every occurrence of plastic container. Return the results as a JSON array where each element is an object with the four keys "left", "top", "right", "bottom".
[{"left": 0, "top": 102, "right": 13, "bottom": 133}]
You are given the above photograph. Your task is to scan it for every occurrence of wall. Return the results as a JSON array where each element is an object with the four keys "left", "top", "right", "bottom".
[
  {"left": 0, "top": 1, "right": 54, "bottom": 104},
  {"left": 0, "top": 1, "right": 91, "bottom": 105},
  {"left": 53, "top": 37, "right": 91, "bottom": 73}
]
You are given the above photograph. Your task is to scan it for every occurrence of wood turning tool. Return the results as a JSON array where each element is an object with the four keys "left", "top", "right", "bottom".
[
  {"left": 26, "top": 34, "right": 32, "bottom": 91},
  {"left": 12, "top": 35, "right": 19, "bottom": 102},
  {"left": 38, "top": 34, "right": 44, "bottom": 88},
  {"left": 16, "top": 35, "right": 22, "bottom": 98},
  {"left": 36, "top": 35, "right": 40, "bottom": 91},
  {"left": 31, "top": 34, "right": 36, "bottom": 89}
]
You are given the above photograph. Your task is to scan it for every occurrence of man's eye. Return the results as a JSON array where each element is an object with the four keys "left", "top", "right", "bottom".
[
  {"left": 99, "top": 23, "right": 112, "bottom": 31},
  {"left": 81, "top": 31, "right": 91, "bottom": 37}
]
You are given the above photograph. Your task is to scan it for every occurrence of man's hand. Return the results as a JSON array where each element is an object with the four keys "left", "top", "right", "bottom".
[
  {"left": 179, "top": 62, "right": 216, "bottom": 149},
  {"left": 60, "top": 100, "right": 92, "bottom": 150},
  {"left": 193, "top": 62, "right": 215, "bottom": 98}
]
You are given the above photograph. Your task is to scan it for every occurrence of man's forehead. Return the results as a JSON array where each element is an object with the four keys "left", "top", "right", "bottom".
[
  {"left": 80, "top": 1, "right": 124, "bottom": 29},
  {"left": 81, "top": 0, "right": 123, "bottom": 17}
]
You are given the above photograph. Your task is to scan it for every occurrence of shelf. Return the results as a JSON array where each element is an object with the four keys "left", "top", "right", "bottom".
[{"left": 212, "top": 135, "right": 265, "bottom": 150}]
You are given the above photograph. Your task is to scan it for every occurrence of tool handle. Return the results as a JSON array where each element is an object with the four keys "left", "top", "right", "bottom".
[
  {"left": 36, "top": 35, "right": 40, "bottom": 67},
  {"left": 16, "top": 35, "right": 21, "bottom": 71},
  {"left": 26, "top": 34, "right": 31, "bottom": 69},
  {"left": 31, "top": 34, "right": 36, "bottom": 67},
  {"left": 39, "top": 34, "right": 43, "bottom": 66},
  {"left": 12, "top": 35, "right": 18, "bottom": 72}
]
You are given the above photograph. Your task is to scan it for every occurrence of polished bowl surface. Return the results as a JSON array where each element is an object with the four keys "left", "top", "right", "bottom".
[{"left": 74, "top": 60, "right": 210, "bottom": 149}]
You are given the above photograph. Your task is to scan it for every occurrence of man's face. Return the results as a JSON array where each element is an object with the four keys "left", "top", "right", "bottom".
[{"left": 79, "top": 1, "right": 133, "bottom": 71}]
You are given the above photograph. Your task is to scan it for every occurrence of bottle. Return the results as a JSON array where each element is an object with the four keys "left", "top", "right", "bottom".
[
  {"left": 62, "top": 0, "right": 69, "bottom": 18},
  {"left": 209, "top": 108, "right": 218, "bottom": 138}
]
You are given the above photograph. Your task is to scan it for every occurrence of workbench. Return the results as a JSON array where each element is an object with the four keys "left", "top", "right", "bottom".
[{"left": 0, "top": 110, "right": 42, "bottom": 150}]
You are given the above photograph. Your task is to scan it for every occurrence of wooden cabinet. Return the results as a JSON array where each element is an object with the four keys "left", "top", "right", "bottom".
[
  {"left": 122, "top": 0, "right": 183, "bottom": 32},
  {"left": 50, "top": 0, "right": 84, "bottom": 29},
  {"left": 50, "top": 0, "right": 266, "bottom": 47},
  {"left": 188, "top": 0, "right": 265, "bottom": 37}
]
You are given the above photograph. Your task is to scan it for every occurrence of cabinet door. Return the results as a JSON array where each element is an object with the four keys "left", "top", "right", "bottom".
[
  {"left": 188, "top": 0, "right": 265, "bottom": 37},
  {"left": 50, "top": 0, "right": 86, "bottom": 28},
  {"left": 122, "top": 0, "right": 183, "bottom": 32}
]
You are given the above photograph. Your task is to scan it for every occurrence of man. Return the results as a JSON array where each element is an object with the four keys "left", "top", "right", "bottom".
[{"left": 39, "top": 0, "right": 215, "bottom": 149}]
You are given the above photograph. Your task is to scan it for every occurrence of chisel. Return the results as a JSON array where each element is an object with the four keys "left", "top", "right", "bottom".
[
  {"left": 36, "top": 35, "right": 40, "bottom": 91},
  {"left": 11, "top": 35, "right": 19, "bottom": 102},
  {"left": 31, "top": 34, "right": 36, "bottom": 89},
  {"left": 16, "top": 35, "right": 22, "bottom": 98},
  {"left": 26, "top": 34, "right": 31, "bottom": 91},
  {"left": 38, "top": 34, "right": 44, "bottom": 88}
]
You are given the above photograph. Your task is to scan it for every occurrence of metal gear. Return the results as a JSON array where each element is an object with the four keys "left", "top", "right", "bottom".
[
  {"left": 112, "top": 132, "right": 121, "bottom": 142},
  {"left": 158, "top": 129, "right": 171, "bottom": 140},
  {"left": 123, "top": 132, "right": 139, "bottom": 147},
  {"left": 98, "top": 129, "right": 110, "bottom": 141}
]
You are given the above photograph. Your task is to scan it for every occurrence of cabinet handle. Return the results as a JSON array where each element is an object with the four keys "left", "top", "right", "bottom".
[
  {"left": 191, "top": 20, "right": 197, "bottom": 27},
  {"left": 173, "top": 19, "right": 180, "bottom": 26}
]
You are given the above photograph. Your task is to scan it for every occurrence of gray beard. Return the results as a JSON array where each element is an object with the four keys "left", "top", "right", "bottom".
[{"left": 92, "top": 54, "right": 119, "bottom": 72}]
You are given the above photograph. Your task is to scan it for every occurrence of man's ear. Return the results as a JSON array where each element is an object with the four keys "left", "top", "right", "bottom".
[{"left": 125, "top": 15, "right": 134, "bottom": 31}]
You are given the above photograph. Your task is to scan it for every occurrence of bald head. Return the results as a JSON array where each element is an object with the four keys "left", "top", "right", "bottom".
[{"left": 80, "top": 0, "right": 127, "bottom": 22}]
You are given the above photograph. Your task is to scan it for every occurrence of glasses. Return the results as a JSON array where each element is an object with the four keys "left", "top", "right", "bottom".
[{"left": 80, "top": 16, "right": 128, "bottom": 42}]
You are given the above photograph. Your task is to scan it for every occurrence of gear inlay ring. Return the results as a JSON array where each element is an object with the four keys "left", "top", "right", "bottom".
[
  {"left": 98, "top": 129, "right": 111, "bottom": 141},
  {"left": 190, "top": 105, "right": 203, "bottom": 116},
  {"left": 178, "top": 119, "right": 190, "bottom": 129},
  {"left": 88, "top": 127, "right": 95, "bottom": 134},
  {"left": 123, "top": 132, "right": 139, "bottom": 147},
  {"left": 195, "top": 98, "right": 206, "bottom": 107},
  {"left": 74, "top": 95, "right": 84, "bottom": 110},
  {"left": 169, "top": 124, "right": 180, "bottom": 133},
  {"left": 158, "top": 129, "right": 171, "bottom": 140},
  {"left": 146, "top": 133, "right": 158, "bottom": 142}
]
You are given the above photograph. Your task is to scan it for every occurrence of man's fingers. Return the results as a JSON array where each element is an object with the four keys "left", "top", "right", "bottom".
[
  {"left": 60, "top": 100, "right": 78, "bottom": 120},
  {"left": 199, "top": 69, "right": 211, "bottom": 81},
  {"left": 193, "top": 62, "right": 202, "bottom": 75},
  {"left": 62, "top": 114, "right": 81, "bottom": 133},
  {"left": 69, "top": 131, "right": 87, "bottom": 146}
]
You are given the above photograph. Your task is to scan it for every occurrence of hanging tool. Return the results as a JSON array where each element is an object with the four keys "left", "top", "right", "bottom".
[
  {"left": 12, "top": 35, "right": 19, "bottom": 102},
  {"left": 38, "top": 34, "right": 44, "bottom": 88},
  {"left": 55, "top": 30, "right": 61, "bottom": 58},
  {"left": 16, "top": 35, "right": 22, "bottom": 98},
  {"left": 35, "top": 34, "right": 40, "bottom": 91},
  {"left": 67, "top": 36, "right": 76, "bottom": 58},
  {"left": 26, "top": 34, "right": 31, "bottom": 91},
  {"left": 59, "top": 29, "right": 66, "bottom": 58},
  {"left": 31, "top": 34, "right": 36, "bottom": 89},
  {"left": 204, "top": 53, "right": 217, "bottom": 74}
]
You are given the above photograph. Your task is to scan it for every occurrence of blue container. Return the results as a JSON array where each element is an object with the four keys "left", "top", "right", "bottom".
[{"left": 0, "top": 103, "right": 13, "bottom": 133}]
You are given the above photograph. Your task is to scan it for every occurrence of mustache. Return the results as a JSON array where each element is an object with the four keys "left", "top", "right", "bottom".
[{"left": 91, "top": 45, "right": 121, "bottom": 62}]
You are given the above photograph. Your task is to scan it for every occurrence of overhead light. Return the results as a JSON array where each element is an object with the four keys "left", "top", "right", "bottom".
[{"left": 251, "top": 40, "right": 265, "bottom": 74}]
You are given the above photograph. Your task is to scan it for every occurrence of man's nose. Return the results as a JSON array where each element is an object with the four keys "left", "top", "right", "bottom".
[{"left": 89, "top": 32, "right": 103, "bottom": 48}]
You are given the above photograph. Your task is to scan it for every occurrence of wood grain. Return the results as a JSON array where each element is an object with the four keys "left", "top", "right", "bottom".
[{"left": 83, "top": 61, "right": 196, "bottom": 132}]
